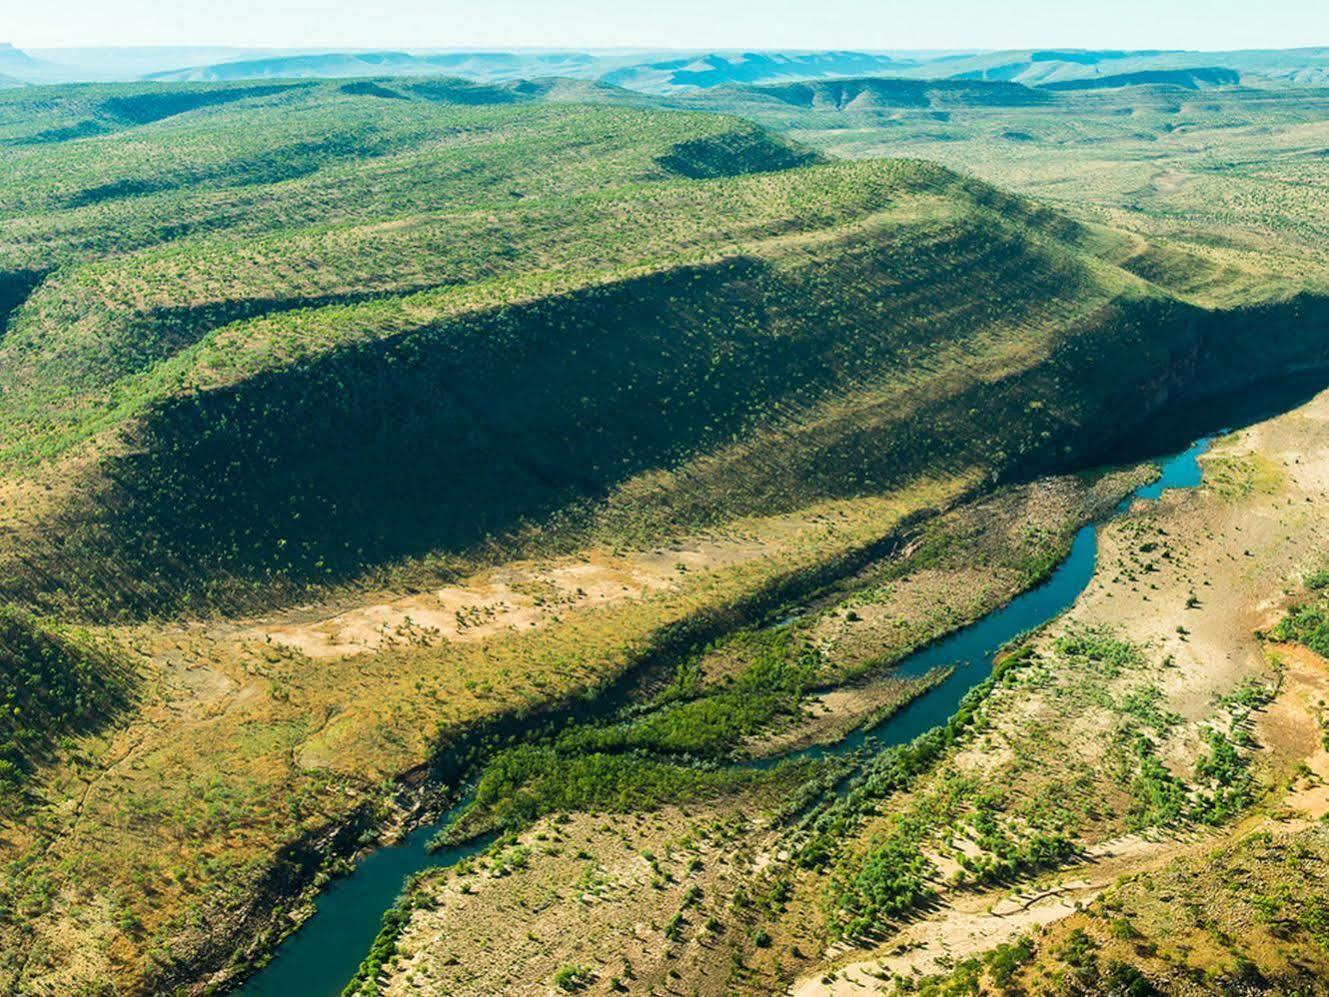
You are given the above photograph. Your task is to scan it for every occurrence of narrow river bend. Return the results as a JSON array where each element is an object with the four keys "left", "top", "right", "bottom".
[{"left": 237, "top": 430, "right": 1217, "bottom": 997}]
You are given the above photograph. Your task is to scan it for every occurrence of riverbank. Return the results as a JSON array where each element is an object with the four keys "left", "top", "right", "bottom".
[
  {"left": 796, "top": 387, "right": 1329, "bottom": 993},
  {"left": 7, "top": 375, "right": 1324, "bottom": 996},
  {"left": 351, "top": 380, "right": 1329, "bottom": 995},
  {"left": 233, "top": 457, "right": 1157, "bottom": 995}
]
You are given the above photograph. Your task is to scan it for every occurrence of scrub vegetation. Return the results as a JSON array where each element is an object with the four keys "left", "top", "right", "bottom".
[{"left": 2, "top": 64, "right": 1329, "bottom": 996}]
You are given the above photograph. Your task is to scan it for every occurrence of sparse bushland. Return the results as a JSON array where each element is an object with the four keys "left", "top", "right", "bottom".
[
  {"left": 0, "top": 139, "right": 1153, "bottom": 619},
  {"left": 339, "top": 466, "right": 1147, "bottom": 993},
  {"left": 740, "top": 388, "right": 1329, "bottom": 993},
  {"left": 773, "top": 617, "right": 1277, "bottom": 951},
  {"left": 804, "top": 641, "right": 1061, "bottom": 935},
  {"left": 951, "top": 824, "right": 1329, "bottom": 995},
  {"left": 710, "top": 78, "right": 1329, "bottom": 306},
  {"left": 7, "top": 82, "right": 1329, "bottom": 622},
  {"left": 4, "top": 69, "right": 1329, "bottom": 997},
  {"left": 365, "top": 281, "right": 1329, "bottom": 996}
]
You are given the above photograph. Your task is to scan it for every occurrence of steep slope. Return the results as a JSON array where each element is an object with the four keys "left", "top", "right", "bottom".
[
  {"left": 0, "top": 155, "right": 1108, "bottom": 617},
  {"left": 3, "top": 80, "right": 1329, "bottom": 627},
  {"left": 0, "top": 608, "right": 136, "bottom": 803}
]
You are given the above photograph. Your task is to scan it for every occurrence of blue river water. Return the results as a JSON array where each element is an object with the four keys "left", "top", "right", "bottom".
[{"left": 237, "top": 436, "right": 1212, "bottom": 996}]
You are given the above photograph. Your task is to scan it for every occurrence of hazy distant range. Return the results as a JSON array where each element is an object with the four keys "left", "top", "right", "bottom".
[{"left": 2, "top": 43, "right": 1329, "bottom": 92}]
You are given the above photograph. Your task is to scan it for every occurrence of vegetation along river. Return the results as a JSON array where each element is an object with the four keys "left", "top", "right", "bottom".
[{"left": 236, "top": 372, "right": 1329, "bottom": 996}]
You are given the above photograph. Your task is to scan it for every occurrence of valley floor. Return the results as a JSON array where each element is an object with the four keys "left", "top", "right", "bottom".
[{"left": 0, "top": 442, "right": 1150, "bottom": 993}]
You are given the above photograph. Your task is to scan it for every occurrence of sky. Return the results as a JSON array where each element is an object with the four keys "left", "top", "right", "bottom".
[{"left": 6, "top": 0, "right": 1329, "bottom": 53}]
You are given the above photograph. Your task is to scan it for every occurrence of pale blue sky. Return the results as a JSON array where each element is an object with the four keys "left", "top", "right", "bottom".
[{"left": 7, "top": 0, "right": 1329, "bottom": 52}]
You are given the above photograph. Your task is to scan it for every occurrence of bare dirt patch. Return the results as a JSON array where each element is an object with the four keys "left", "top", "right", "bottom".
[{"left": 258, "top": 538, "right": 770, "bottom": 660}]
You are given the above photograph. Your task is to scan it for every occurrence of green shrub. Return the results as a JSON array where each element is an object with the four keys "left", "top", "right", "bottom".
[
  {"left": 826, "top": 832, "right": 934, "bottom": 938},
  {"left": 553, "top": 963, "right": 594, "bottom": 991}
]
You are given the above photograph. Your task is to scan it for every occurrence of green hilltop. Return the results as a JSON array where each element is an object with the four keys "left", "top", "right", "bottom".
[{"left": 1, "top": 78, "right": 1328, "bottom": 620}]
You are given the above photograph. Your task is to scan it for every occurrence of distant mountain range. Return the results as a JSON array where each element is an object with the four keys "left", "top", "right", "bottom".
[
  {"left": 698, "top": 76, "right": 1054, "bottom": 112},
  {"left": 0, "top": 42, "right": 66, "bottom": 82},
  {"left": 922, "top": 48, "right": 1329, "bottom": 86},
  {"left": 2, "top": 43, "right": 1328, "bottom": 91},
  {"left": 599, "top": 51, "right": 910, "bottom": 90},
  {"left": 142, "top": 50, "right": 611, "bottom": 83}
]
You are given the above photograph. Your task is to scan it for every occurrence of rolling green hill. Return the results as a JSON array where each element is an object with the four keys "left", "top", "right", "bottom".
[{"left": 2, "top": 77, "right": 1328, "bottom": 625}]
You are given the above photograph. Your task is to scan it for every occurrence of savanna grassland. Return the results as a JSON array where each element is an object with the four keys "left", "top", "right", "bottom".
[{"left": 1, "top": 64, "right": 1329, "bottom": 997}]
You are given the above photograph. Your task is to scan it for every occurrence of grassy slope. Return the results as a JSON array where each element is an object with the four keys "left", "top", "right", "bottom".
[
  {"left": 690, "top": 80, "right": 1329, "bottom": 305},
  {"left": 0, "top": 608, "right": 135, "bottom": 798},
  {"left": 0, "top": 82, "right": 1112, "bottom": 616}
]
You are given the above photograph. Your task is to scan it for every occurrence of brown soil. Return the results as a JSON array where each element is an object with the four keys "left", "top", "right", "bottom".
[{"left": 259, "top": 537, "right": 770, "bottom": 660}]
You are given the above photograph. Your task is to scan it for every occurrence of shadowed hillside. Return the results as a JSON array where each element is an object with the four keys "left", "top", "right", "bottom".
[
  {"left": 3, "top": 79, "right": 1329, "bottom": 622},
  {"left": 3, "top": 126, "right": 1329, "bottom": 618},
  {"left": 0, "top": 608, "right": 136, "bottom": 806}
]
